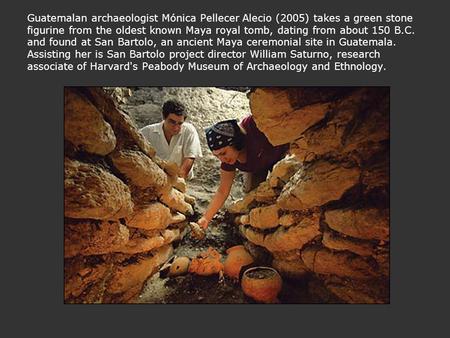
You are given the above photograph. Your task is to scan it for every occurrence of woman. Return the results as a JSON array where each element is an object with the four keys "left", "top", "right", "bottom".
[{"left": 197, "top": 115, "right": 289, "bottom": 229}]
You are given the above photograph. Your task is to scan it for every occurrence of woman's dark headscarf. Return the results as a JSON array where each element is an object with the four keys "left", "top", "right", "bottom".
[{"left": 205, "top": 119, "right": 245, "bottom": 151}]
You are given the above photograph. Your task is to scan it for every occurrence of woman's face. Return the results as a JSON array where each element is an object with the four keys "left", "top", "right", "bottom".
[{"left": 212, "top": 146, "right": 240, "bottom": 165}]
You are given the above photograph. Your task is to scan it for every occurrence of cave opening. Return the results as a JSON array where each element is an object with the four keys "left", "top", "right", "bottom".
[{"left": 64, "top": 86, "right": 389, "bottom": 304}]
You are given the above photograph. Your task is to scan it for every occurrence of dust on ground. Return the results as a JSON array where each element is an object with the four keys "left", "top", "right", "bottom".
[{"left": 137, "top": 212, "right": 326, "bottom": 304}]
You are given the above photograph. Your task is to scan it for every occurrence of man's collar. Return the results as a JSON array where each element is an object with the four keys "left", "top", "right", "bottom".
[{"left": 154, "top": 121, "right": 164, "bottom": 134}]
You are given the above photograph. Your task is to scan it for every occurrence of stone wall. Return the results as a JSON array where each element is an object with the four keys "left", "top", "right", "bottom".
[
  {"left": 64, "top": 87, "right": 194, "bottom": 303},
  {"left": 229, "top": 87, "right": 389, "bottom": 303}
]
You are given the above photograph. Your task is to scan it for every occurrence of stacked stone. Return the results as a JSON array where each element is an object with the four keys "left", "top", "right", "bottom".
[
  {"left": 229, "top": 87, "right": 389, "bottom": 303},
  {"left": 64, "top": 87, "right": 194, "bottom": 303}
]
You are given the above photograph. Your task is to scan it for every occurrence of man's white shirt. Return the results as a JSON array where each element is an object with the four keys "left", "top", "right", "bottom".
[{"left": 140, "top": 121, "right": 202, "bottom": 179}]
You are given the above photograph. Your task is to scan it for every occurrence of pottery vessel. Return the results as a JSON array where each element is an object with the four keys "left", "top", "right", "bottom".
[
  {"left": 241, "top": 266, "right": 282, "bottom": 303},
  {"left": 168, "top": 256, "right": 190, "bottom": 277},
  {"left": 224, "top": 245, "right": 254, "bottom": 279}
]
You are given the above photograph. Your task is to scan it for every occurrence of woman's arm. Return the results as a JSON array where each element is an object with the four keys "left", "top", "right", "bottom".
[{"left": 198, "top": 169, "right": 236, "bottom": 229}]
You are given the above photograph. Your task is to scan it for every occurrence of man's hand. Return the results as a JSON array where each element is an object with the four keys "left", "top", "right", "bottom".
[
  {"left": 179, "top": 157, "right": 195, "bottom": 179},
  {"left": 197, "top": 216, "right": 210, "bottom": 230}
]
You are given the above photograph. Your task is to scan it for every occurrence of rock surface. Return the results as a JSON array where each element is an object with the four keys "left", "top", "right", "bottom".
[
  {"left": 324, "top": 208, "right": 390, "bottom": 241},
  {"left": 125, "top": 202, "right": 173, "bottom": 230},
  {"left": 110, "top": 149, "right": 168, "bottom": 191},
  {"left": 64, "top": 88, "right": 116, "bottom": 155},
  {"left": 64, "top": 220, "right": 129, "bottom": 258},
  {"left": 64, "top": 158, "right": 134, "bottom": 220},
  {"left": 228, "top": 87, "right": 389, "bottom": 303},
  {"left": 277, "top": 160, "right": 360, "bottom": 211},
  {"left": 64, "top": 87, "right": 195, "bottom": 303}
]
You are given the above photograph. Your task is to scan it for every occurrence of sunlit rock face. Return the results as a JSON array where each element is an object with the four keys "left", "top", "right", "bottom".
[
  {"left": 229, "top": 87, "right": 389, "bottom": 304},
  {"left": 64, "top": 87, "right": 192, "bottom": 304}
]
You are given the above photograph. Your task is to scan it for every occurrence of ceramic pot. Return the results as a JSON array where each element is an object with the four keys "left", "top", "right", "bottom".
[
  {"left": 241, "top": 266, "right": 282, "bottom": 303},
  {"left": 168, "top": 256, "right": 190, "bottom": 277},
  {"left": 224, "top": 245, "right": 254, "bottom": 279}
]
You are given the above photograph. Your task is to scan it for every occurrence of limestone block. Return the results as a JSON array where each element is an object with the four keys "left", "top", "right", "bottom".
[
  {"left": 324, "top": 208, "right": 389, "bottom": 241},
  {"left": 342, "top": 89, "right": 389, "bottom": 154},
  {"left": 64, "top": 88, "right": 116, "bottom": 156},
  {"left": 160, "top": 188, "right": 194, "bottom": 216},
  {"left": 249, "top": 204, "right": 280, "bottom": 229},
  {"left": 324, "top": 276, "right": 389, "bottom": 304},
  {"left": 228, "top": 181, "right": 277, "bottom": 210},
  {"left": 250, "top": 88, "right": 333, "bottom": 145},
  {"left": 64, "top": 256, "right": 113, "bottom": 302},
  {"left": 115, "top": 283, "right": 144, "bottom": 304},
  {"left": 171, "top": 212, "right": 187, "bottom": 224},
  {"left": 272, "top": 258, "right": 309, "bottom": 279},
  {"left": 272, "top": 249, "right": 301, "bottom": 261},
  {"left": 301, "top": 247, "right": 377, "bottom": 279},
  {"left": 290, "top": 107, "right": 354, "bottom": 162},
  {"left": 279, "top": 213, "right": 299, "bottom": 227},
  {"left": 64, "top": 220, "right": 130, "bottom": 258},
  {"left": 64, "top": 158, "right": 134, "bottom": 220},
  {"left": 110, "top": 149, "right": 168, "bottom": 191},
  {"left": 227, "top": 190, "right": 257, "bottom": 214},
  {"left": 106, "top": 245, "right": 173, "bottom": 296},
  {"left": 116, "top": 229, "right": 180, "bottom": 255},
  {"left": 173, "top": 177, "right": 187, "bottom": 193},
  {"left": 322, "top": 230, "right": 375, "bottom": 257},
  {"left": 129, "top": 186, "right": 159, "bottom": 205},
  {"left": 268, "top": 155, "right": 302, "bottom": 188},
  {"left": 78, "top": 87, "right": 156, "bottom": 159},
  {"left": 361, "top": 156, "right": 389, "bottom": 194},
  {"left": 373, "top": 246, "right": 389, "bottom": 277},
  {"left": 234, "top": 214, "right": 250, "bottom": 225},
  {"left": 277, "top": 160, "right": 360, "bottom": 211},
  {"left": 184, "top": 194, "right": 196, "bottom": 206},
  {"left": 125, "top": 202, "right": 171, "bottom": 230},
  {"left": 154, "top": 157, "right": 180, "bottom": 179},
  {"left": 255, "top": 181, "right": 278, "bottom": 203},
  {"left": 241, "top": 213, "right": 320, "bottom": 252},
  {"left": 290, "top": 88, "right": 387, "bottom": 162}
]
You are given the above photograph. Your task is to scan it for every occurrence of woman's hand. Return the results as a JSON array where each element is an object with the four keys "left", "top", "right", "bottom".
[
  {"left": 197, "top": 216, "right": 209, "bottom": 230},
  {"left": 199, "top": 169, "right": 236, "bottom": 230}
]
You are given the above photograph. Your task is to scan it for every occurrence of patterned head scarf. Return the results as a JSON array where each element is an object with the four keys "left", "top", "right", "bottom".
[{"left": 205, "top": 119, "right": 241, "bottom": 151}]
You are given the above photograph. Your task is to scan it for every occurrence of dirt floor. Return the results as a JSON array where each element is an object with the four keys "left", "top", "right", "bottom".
[
  {"left": 137, "top": 211, "right": 330, "bottom": 304},
  {"left": 120, "top": 87, "right": 340, "bottom": 304}
]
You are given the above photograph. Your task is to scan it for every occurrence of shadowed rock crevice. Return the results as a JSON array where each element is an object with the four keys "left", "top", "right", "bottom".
[{"left": 228, "top": 87, "right": 389, "bottom": 303}]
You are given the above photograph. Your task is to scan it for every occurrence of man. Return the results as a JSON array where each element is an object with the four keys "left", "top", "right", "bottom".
[{"left": 140, "top": 99, "right": 202, "bottom": 180}]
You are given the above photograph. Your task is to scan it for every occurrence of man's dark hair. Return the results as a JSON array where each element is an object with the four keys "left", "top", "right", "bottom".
[{"left": 162, "top": 100, "right": 187, "bottom": 119}]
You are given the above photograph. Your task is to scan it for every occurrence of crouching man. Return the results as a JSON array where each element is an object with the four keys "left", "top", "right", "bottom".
[{"left": 140, "top": 99, "right": 202, "bottom": 180}]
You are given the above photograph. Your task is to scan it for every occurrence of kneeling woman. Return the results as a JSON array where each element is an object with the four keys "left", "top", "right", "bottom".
[{"left": 198, "top": 115, "right": 289, "bottom": 229}]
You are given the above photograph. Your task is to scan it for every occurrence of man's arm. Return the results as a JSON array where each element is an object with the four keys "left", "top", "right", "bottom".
[
  {"left": 179, "top": 157, "right": 195, "bottom": 179},
  {"left": 181, "top": 124, "right": 202, "bottom": 179}
]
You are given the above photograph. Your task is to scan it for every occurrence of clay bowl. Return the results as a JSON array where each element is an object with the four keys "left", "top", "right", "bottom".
[
  {"left": 224, "top": 245, "right": 254, "bottom": 279},
  {"left": 241, "top": 266, "right": 282, "bottom": 303}
]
